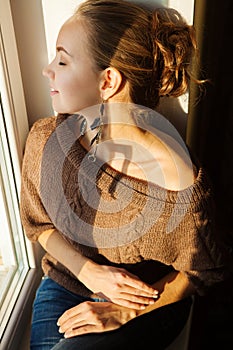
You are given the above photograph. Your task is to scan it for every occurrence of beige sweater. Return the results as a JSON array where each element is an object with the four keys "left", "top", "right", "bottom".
[{"left": 20, "top": 115, "right": 231, "bottom": 297}]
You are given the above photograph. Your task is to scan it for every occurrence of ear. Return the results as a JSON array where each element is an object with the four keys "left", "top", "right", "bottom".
[{"left": 99, "top": 67, "right": 123, "bottom": 100}]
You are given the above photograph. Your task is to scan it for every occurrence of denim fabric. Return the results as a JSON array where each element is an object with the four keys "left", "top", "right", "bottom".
[
  {"left": 31, "top": 276, "right": 192, "bottom": 350},
  {"left": 30, "top": 276, "right": 95, "bottom": 350}
]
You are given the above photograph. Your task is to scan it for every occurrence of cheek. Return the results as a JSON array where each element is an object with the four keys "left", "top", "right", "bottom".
[
  {"left": 56, "top": 65, "right": 100, "bottom": 107},
  {"left": 70, "top": 73, "right": 100, "bottom": 101},
  {"left": 59, "top": 72, "right": 87, "bottom": 96},
  {"left": 59, "top": 73, "right": 80, "bottom": 94},
  {"left": 60, "top": 77, "right": 100, "bottom": 113}
]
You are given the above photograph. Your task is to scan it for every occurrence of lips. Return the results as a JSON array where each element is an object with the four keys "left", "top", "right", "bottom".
[{"left": 50, "top": 87, "right": 59, "bottom": 96}]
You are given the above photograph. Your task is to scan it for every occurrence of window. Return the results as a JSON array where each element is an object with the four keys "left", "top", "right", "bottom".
[
  {"left": 0, "top": 95, "right": 28, "bottom": 337},
  {"left": 0, "top": 2, "right": 39, "bottom": 348}
]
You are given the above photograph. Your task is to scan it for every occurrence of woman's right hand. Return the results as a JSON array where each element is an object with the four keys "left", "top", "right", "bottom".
[
  {"left": 78, "top": 260, "right": 159, "bottom": 309},
  {"left": 38, "top": 230, "right": 158, "bottom": 309}
]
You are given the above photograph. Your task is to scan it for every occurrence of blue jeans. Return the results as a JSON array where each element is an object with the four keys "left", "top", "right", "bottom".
[
  {"left": 30, "top": 276, "right": 98, "bottom": 350},
  {"left": 31, "top": 276, "right": 192, "bottom": 350}
]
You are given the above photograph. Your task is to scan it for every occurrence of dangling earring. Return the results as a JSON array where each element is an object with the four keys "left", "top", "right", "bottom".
[
  {"left": 88, "top": 100, "right": 105, "bottom": 162},
  {"left": 80, "top": 116, "right": 87, "bottom": 136}
]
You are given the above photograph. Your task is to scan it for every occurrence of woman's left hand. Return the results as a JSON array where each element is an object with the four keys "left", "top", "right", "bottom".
[{"left": 57, "top": 301, "right": 138, "bottom": 338}]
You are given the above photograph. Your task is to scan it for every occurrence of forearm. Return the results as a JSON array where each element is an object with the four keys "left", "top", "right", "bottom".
[
  {"left": 38, "top": 229, "right": 93, "bottom": 279},
  {"left": 138, "top": 271, "right": 195, "bottom": 315},
  {"left": 38, "top": 229, "right": 158, "bottom": 308}
]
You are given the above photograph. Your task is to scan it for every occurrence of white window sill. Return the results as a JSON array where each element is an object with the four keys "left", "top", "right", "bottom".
[{"left": 0, "top": 268, "right": 42, "bottom": 350}]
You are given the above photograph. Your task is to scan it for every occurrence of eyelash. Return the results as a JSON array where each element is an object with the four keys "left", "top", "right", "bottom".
[{"left": 59, "top": 62, "right": 66, "bottom": 66}]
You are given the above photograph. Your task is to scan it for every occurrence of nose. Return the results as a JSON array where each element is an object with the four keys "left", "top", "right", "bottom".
[{"left": 42, "top": 62, "right": 54, "bottom": 79}]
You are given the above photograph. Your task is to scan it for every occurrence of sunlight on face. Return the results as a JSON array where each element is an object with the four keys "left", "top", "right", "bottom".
[{"left": 43, "top": 18, "right": 101, "bottom": 114}]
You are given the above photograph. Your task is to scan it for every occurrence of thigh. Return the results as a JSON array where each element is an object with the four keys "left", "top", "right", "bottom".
[
  {"left": 51, "top": 297, "right": 192, "bottom": 350},
  {"left": 30, "top": 276, "right": 92, "bottom": 350}
]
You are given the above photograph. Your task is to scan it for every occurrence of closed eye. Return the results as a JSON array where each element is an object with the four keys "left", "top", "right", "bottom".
[{"left": 59, "top": 62, "right": 66, "bottom": 66}]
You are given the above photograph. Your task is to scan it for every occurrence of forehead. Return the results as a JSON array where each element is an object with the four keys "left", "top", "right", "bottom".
[{"left": 56, "top": 17, "right": 89, "bottom": 54}]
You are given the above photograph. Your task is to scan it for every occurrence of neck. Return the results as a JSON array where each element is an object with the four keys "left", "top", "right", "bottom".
[
  {"left": 102, "top": 102, "right": 142, "bottom": 141},
  {"left": 79, "top": 102, "right": 143, "bottom": 146},
  {"left": 77, "top": 102, "right": 195, "bottom": 190}
]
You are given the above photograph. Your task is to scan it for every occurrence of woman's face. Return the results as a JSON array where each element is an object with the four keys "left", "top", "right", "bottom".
[{"left": 43, "top": 18, "right": 101, "bottom": 114}]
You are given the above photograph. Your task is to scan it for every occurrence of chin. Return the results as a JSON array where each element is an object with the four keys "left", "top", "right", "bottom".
[
  {"left": 53, "top": 106, "right": 69, "bottom": 115},
  {"left": 55, "top": 106, "right": 80, "bottom": 115}
]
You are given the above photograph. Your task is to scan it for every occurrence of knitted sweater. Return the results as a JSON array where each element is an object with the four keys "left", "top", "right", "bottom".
[{"left": 20, "top": 115, "right": 231, "bottom": 297}]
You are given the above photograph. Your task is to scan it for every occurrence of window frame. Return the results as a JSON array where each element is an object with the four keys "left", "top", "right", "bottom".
[{"left": 0, "top": 1, "right": 42, "bottom": 348}]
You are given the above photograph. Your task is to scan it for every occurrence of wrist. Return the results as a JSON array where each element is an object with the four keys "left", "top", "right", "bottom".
[{"left": 77, "top": 259, "right": 99, "bottom": 284}]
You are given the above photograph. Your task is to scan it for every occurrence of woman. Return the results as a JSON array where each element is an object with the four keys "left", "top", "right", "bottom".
[{"left": 20, "top": 1, "right": 231, "bottom": 349}]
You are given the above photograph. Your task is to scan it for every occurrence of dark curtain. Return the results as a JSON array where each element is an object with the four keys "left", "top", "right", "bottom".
[{"left": 186, "top": 0, "right": 233, "bottom": 348}]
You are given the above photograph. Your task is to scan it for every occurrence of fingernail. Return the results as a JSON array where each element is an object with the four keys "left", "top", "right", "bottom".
[
  {"left": 149, "top": 300, "right": 155, "bottom": 304},
  {"left": 59, "top": 327, "right": 64, "bottom": 334},
  {"left": 140, "top": 305, "right": 146, "bottom": 310}
]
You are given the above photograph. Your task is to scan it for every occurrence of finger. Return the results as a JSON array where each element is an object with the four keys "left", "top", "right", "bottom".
[
  {"left": 112, "top": 296, "right": 158, "bottom": 310},
  {"left": 64, "top": 324, "right": 104, "bottom": 338},
  {"left": 113, "top": 281, "right": 159, "bottom": 298},
  {"left": 120, "top": 274, "right": 159, "bottom": 296},
  {"left": 58, "top": 301, "right": 101, "bottom": 332},
  {"left": 59, "top": 316, "right": 92, "bottom": 334},
  {"left": 120, "top": 290, "right": 159, "bottom": 304},
  {"left": 57, "top": 304, "right": 84, "bottom": 327}
]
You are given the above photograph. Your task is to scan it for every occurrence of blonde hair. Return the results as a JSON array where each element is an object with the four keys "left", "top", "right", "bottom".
[{"left": 75, "top": 0, "right": 201, "bottom": 109}]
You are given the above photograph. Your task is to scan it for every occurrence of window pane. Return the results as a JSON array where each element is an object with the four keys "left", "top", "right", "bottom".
[{"left": 0, "top": 68, "right": 29, "bottom": 340}]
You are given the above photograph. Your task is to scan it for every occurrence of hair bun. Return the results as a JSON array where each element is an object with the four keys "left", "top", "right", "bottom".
[{"left": 152, "top": 8, "right": 197, "bottom": 98}]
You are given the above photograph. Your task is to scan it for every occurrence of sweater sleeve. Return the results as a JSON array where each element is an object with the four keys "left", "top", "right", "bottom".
[
  {"left": 20, "top": 117, "right": 57, "bottom": 242},
  {"left": 172, "top": 184, "right": 233, "bottom": 296}
]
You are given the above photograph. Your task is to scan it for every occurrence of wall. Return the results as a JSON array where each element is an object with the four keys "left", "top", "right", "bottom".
[
  {"left": 41, "top": 0, "right": 82, "bottom": 63},
  {"left": 10, "top": 0, "right": 53, "bottom": 127}
]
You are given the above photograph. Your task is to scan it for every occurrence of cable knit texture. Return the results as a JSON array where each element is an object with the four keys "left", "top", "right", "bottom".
[{"left": 20, "top": 115, "right": 231, "bottom": 297}]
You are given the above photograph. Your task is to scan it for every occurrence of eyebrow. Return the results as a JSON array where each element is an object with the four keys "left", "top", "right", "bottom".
[{"left": 56, "top": 46, "right": 73, "bottom": 57}]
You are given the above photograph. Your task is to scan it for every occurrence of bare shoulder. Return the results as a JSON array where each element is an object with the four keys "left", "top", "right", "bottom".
[
  {"left": 108, "top": 130, "right": 195, "bottom": 191},
  {"left": 150, "top": 131, "right": 195, "bottom": 191}
]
